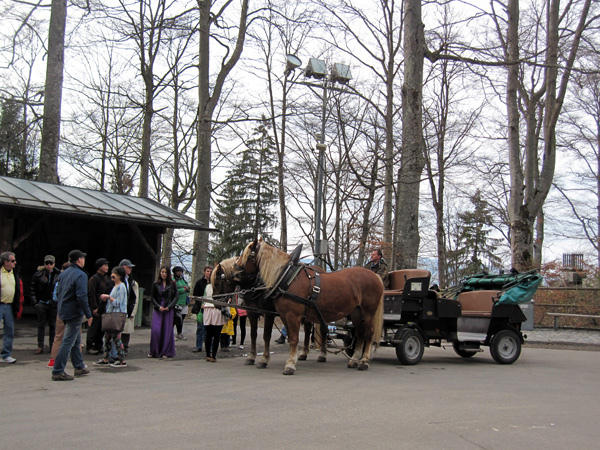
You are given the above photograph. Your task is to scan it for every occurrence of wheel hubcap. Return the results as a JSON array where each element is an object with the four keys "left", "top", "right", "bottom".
[{"left": 499, "top": 336, "right": 517, "bottom": 358}]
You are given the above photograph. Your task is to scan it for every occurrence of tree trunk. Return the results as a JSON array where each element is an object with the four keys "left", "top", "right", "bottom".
[
  {"left": 39, "top": 0, "right": 67, "bottom": 184},
  {"left": 191, "top": 0, "right": 249, "bottom": 282},
  {"left": 396, "top": 0, "right": 425, "bottom": 269}
]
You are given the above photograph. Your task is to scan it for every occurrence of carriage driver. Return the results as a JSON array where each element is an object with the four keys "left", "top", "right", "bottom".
[{"left": 366, "top": 249, "right": 389, "bottom": 289}]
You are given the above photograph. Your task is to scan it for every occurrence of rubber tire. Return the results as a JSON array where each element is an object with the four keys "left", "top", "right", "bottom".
[
  {"left": 490, "top": 329, "right": 521, "bottom": 364},
  {"left": 395, "top": 328, "right": 425, "bottom": 365},
  {"left": 452, "top": 342, "right": 478, "bottom": 358}
]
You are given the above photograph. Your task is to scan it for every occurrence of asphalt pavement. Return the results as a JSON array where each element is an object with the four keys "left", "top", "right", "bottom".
[{"left": 1, "top": 318, "right": 599, "bottom": 450}]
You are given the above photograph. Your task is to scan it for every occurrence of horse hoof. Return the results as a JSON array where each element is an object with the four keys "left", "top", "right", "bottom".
[
  {"left": 298, "top": 354, "right": 307, "bottom": 361},
  {"left": 317, "top": 356, "right": 327, "bottom": 363},
  {"left": 245, "top": 359, "right": 255, "bottom": 366},
  {"left": 257, "top": 362, "right": 267, "bottom": 369},
  {"left": 282, "top": 367, "right": 296, "bottom": 375},
  {"left": 347, "top": 360, "right": 358, "bottom": 369},
  {"left": 357, "top": 362, "right": 369, "bottom": 371}
]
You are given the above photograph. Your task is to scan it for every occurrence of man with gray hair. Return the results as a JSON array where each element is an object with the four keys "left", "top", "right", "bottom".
[{"left": 0, "top": 251, "right": 23, "bottom": 364}]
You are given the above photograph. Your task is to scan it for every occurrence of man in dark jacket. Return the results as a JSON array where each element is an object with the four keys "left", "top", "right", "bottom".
[
  {"left": 86, "top": 258, "right": 110, "bottom": 354},
  {"left": 366, "top": 249, "right": 389, "bottom": 289},
  {"left": 52, "top": 250, "right": 93, "bottom": 381},
  {"left": 30, "top": 255, "right": 61, "bottom": 354},
  {"left": 0, "top": 251, "right": 23, "bottom": 364},
  {"left": 119, "top": 259, "right": 137, "bottom": 354}
]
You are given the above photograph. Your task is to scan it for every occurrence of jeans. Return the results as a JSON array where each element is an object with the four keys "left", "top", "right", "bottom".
[
  {"left": 0, "top": 303, "right": 14, "bottom": 359},
  {"left": 52, "top": 317, "right": 86, "bottom": 375},
  {"left": 196, "top": 322, "right": 205, "bottom": 350}
]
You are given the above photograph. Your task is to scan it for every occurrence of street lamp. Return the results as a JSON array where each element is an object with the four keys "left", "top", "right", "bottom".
[{"left": 302, "top": 57, "right": 352, "bottom": 267}]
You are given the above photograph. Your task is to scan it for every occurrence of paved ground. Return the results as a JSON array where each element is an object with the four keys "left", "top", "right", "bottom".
[{"left": 2, "top": 319, "right": 599, "bottom": 450}]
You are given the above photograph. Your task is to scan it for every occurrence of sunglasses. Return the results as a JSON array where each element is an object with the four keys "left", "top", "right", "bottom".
[
  {"left": 45, "top": 261, "right": 54, "bottom": 265},
  {"left": 110, "top": 275, "right": 117, "bottom": 279},
  {"left": 8, "top": 259, "right": 16, "bottom": 263}
]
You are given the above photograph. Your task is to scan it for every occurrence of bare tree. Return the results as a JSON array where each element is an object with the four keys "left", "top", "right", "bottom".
[
  {"left": 191, "top": 0, "right": 250, "bottom": 281},
  {"left": 39, "top": 0, "right": 67, "bottom": 183}
]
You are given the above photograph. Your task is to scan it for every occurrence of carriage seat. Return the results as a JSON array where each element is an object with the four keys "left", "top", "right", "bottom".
[
  {"left": 456, "top": 290, "right": 500, "bottom": 317},
  {"left": 388, "top": 269, "right": 432, "bottom": 291}
]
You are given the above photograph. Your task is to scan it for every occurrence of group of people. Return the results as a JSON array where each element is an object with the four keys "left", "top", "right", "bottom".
[
  {"left": 0, "top": 246, "right": 388, "bottom": 377},
  {"left": 0, "top": 249, "right": 138, "bottom": 380},
  {"left": 149, "top": 264, "right": 245, "bottom": 363}
]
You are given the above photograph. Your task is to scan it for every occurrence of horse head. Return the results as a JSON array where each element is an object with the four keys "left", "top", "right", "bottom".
[{"left": 233, "top": 238, "right": 261, "bottom": 283}]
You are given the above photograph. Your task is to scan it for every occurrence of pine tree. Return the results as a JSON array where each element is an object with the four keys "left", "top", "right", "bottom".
[
  {"left": 0, "top": 98, "right": 37, "bottom": 180},
  {"left": 211, "top": 118, "right": 279, "bottom": 261},
  {"left": 447, "top": 190, "right": 503, "bottom": 281}
]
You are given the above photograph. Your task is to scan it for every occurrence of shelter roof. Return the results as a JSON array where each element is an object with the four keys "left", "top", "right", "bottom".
[{"left": 0, "top": 176, "right": 217, "bottom": 232}]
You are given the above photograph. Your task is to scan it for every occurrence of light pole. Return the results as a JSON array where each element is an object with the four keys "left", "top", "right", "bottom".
[
  {"left": 303, "top": 58, "right": 352, "bottom": 267},
  {"left": 284, "top": 55, "right": 351, "bottom": 267}
]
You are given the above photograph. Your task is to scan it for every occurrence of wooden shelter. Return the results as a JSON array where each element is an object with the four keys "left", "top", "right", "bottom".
[{"left": 0, "top": 176, "right": 216, "bottom": 313}]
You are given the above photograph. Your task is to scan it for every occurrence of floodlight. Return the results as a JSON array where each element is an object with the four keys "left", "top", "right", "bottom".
[
  {"left": 285, "top": 54, "right": 302, "bottom": 74},
  {"left": 331, "top": 63, "right": 352, "bottom": 84},
  {"left": 305, "top": 57, "right": 327, "bottom": 79}
]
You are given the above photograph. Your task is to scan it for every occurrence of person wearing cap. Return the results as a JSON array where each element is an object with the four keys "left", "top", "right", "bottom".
[
  {"left": 172, "top": 266, "right": 190, "bottom": 341},
  {"left": 51, "top": 250, "right": 93, "bottom": 381},
  {"left": 30, "top": 255, "right": 61, "bottom": 355},
  {"left": 119, "top": 259, "right": 139, "bottom": 355},
  {"left": 0, "top": 251, "right": 24, "bottom": 364},
  {"left": 86, "top": 257, "right": 110, "bottom": 354}
]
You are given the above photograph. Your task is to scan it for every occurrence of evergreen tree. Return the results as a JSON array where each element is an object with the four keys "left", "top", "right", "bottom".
[
  {"left": 0, "top": 98, "right": 37, "bottom": 180},
  {"left": 211, "top": 118, "right": 279, "bottom": 261},
  {"left": 448, "top": 190, "right": 503, "bottom": 281}
]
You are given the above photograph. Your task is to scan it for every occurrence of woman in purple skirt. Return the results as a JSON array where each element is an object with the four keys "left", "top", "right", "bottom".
[{"left": 148, "top": 266, "right": 178, "bottom": 358}]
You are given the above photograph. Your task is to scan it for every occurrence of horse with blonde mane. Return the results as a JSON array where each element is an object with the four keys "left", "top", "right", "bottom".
[
  {"left": 211, "top": 257, "right": 323, "bottom": 368},
  {"left": 234, "top": 238, "right": 384, "bottom": 375}
]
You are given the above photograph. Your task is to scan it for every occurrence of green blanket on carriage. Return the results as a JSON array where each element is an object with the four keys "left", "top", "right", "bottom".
[{"left": 497, "top": 273, "right": 543, "bottom": 305}]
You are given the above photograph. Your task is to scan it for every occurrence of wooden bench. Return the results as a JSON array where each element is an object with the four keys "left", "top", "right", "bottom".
[{"left": 547, "top": 312, "right": 600, "bottom": 330}]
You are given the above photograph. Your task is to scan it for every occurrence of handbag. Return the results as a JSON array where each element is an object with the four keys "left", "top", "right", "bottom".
[{"left": 101, "top": 312, "right": 127, "bottom": 334}]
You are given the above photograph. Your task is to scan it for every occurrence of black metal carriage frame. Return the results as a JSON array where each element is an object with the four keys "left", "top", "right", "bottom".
[{"left": 336, "top": 270, "right": 529, "bottom": 365}]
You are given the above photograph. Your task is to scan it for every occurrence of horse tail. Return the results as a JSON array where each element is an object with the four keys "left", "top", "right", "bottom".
[{"left": 372, "top": 289, "right": 384, "bottom": 348}]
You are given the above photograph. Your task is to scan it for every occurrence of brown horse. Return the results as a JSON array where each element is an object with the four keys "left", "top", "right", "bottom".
[
  {"left": 234, "top": 239, "right": 384, "bottom": 375},
  {"left": 211, "top": 258, "right": 322, "bottom": 368}
]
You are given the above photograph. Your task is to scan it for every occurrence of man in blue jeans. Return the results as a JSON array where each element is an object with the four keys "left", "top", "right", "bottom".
[
  {"left": 52, "top": 250, "right": 93, "bottom": 381},
  {"left": 0, "top": 251, "right": 23, "bottom": 364}
]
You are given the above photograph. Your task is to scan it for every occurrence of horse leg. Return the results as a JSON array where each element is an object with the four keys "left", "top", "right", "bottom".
[
  {"left": 258, "top": 314, "right": 274, "bottom": 369},
  {"left": 298, "top": 322, "right": 311, "bottom": 361},
  {"left": 358, "top": 316, "right": 375, "bottom": 371},
  {"left": 245, "top": 313, "right": 258, "bottom": 365},
  {"left": 348, "top": 309, "right": 363, "bottom": 369},
  {"left": 283, "top": 316, "right": 300, "bottom": 375},
  {"left": 313, "top": 323, "right": 327, "bottom": 363}
]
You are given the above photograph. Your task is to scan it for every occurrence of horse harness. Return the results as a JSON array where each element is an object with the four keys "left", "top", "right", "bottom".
[{"left": 266, "top": 257, "right": 329, "bottom": 337}]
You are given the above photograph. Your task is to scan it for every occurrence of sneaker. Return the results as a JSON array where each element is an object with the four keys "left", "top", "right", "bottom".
[
  {"left": 274, "top": 336, "right": 285, "bottom": 344},
  {"left": 1, "top": 356, "right": 16, "bottom": 364},
  {"left": 34, "top": 347, "right": 44, "bottom": 355},
  {"left": 192, "top": 348, "right": 201, "bottom": 353},
  {"left": 86, "top": 349, "right": 100, "bottom": 355},
  {"left": 110, "top": 361, "right": 127, "bottom": 368},
  {"left": 75, "top": 367, "right": 90, "bottom": 376},
  {"left": 93, "top": 359, "right": 110, "bottom": 366},
  {"left": 176, "top": 334, "right": 187, "bottom": 341},
  {"left": 239, "top": 345, "right": 244, "bottom": 349},
  {"left": 52, "top": 372, "right": 74, "bottom": 381},
  {"left": 47, "top": 359, "right": 55, "bottom": 368}
]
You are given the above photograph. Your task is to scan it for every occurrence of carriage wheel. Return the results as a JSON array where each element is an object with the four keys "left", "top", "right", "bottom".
[
  {"left": 452, "top": 342, "right": 478, "bottom": 358},
  {"left": 395, "top": 328, "right": 424, "bottom": 365},
  {"left": 490, "top": 329, "right": 521, "bottom": 364}
]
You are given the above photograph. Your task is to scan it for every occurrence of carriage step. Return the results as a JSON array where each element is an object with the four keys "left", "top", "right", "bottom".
[{"left": 456, "top": 344, "right": 483, "bottom": 352}]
